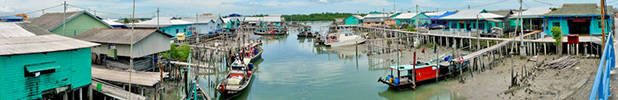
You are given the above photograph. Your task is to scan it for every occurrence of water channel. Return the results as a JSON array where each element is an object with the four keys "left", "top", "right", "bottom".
[{"left": 199, "top": 21, "right": 463, "bottom": 100}]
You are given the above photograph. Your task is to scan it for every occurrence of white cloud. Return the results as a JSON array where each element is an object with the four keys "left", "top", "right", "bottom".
[{"left": 0, "top": 6, "right": 14, "bottom": 12}]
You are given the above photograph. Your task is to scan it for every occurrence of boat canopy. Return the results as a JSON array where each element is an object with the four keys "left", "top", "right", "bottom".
[{"left": 389, "top": 64, "right": 434, "bottom": 71}]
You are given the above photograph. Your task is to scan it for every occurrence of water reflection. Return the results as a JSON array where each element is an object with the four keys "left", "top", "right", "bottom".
[{"left": 199, "top": 21, "right": 462, "bottom": 100}]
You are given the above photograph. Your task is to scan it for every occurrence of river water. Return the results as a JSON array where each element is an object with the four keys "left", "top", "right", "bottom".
[{"left": 199, "top": 21, "right": 463, "bottom": 100}]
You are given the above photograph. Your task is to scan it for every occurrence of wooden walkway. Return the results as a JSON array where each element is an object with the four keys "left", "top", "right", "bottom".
[
  {"left": 91, "top": 80, "right": 146, "bottom": 100},
  {"left": 91, "top": 66, "right": 168, "bottom": 87}
]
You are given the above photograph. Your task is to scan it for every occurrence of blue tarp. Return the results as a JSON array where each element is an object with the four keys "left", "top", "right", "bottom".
[{"left": 430, "top": 11, "right": 457, "bottom": 20}]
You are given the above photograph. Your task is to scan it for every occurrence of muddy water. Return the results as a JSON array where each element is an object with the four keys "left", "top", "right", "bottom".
[{"left": 198, "top": 21, "right": 464, "bottom": 100}]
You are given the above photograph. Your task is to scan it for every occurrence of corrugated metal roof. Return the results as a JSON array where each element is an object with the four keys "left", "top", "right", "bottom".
[
  {"left": 393, "top": 12, "right": 421, "bottom": 19},
  {"left": 27, "top": 11, "right": 112, "bottom": 31},
  {"left": 76, "top": 29, "right": 172, "bottom": 44},
  {"left": 545, "top": 3, "right": 602, "bottom": 16},
  {"left": 0, "top": 22, "right": 36, "bottom": 38},
  {"left": 134, "top": 17, "right": 192, "bottom": 28},
  {"left": 352, "top": 15, "right": 363, "bottom": 19},
  {"left": 103, "top": 19, "right": 125, "bottom": 26},
  {"left": 364, "top": 13, "right": 391, "bottom": 18},
  {"left": 0, "top": 34, "right": 99, "bottom": 56},
  {"left": 363, "top": 18, "right": 387, "bottom": 22},
  {"left": 425, "top": 11, "right": 447, "bottom": 16},
  {"left": 27, "top": 11, "right": 80, "bottom": 31},
  {"left": 241, "top": 17, "right": 281, "bottom": 22},
  {"left": 181, "top": 15, "right": 220, "bottom": 24},
  {"left": 440, "top": 9, "right": 504, "bottom": 20},
  {"left": 513, "top": 7, "right": 552, "bottom": 18}
]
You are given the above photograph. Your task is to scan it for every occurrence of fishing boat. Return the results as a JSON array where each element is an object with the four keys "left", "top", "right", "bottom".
[
  {"left": 254, "top": 27, "right": 287, "bottom": 35},
  {"left": 324, "top": 33, "right": 366, "bottom": 47},
  {"left": 297, "top": 26, "right": 319, "bottom": 38},
  {"left": 217, "top": 60, "right": 255, "bottom": 97},
  {"left": 378, "top": 54, "right": 469, "bottom": 90},
  {"left": 241, "top": 43, "right": 263, "bottom": 62}
]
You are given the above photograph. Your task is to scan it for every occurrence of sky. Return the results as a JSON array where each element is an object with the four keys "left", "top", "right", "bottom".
[{"left": 0, "top": 0, "right": 616, "bottom": 18}]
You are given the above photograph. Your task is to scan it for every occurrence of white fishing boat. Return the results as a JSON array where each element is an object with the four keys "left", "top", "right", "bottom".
[{"left": 324, "top": 33, "right": 366, "bottom": 47}]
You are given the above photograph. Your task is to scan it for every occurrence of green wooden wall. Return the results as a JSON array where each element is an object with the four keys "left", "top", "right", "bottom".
[
  {"left": 51, "top": 14, "right": 111, "bottom": 37},
  {"left": 0, "top": 48, "right": 92, "bottom": 99}
]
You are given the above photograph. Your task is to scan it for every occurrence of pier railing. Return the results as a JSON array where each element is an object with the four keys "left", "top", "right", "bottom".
[{"left": 589, "top": 33, "right": 615, "bottom": 100}]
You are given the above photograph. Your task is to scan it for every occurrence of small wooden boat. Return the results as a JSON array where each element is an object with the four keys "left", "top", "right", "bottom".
[
  {"left": 297, "top": 31, "right": 319, "bottom": 38},
  {"left": 217, "top": 60, "right": 255, "bottom": 97},
  {"left": 378, "top": 54, "right": 469, "bottom": 90}
]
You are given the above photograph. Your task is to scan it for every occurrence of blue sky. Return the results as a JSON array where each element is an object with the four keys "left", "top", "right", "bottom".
[{"left": 0, "top": 0, "right": 615, "bottom": 18}]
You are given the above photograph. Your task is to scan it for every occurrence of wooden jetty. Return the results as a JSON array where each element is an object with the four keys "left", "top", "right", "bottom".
[
  {"left": 91, "top": 80, "right": 146, "bottom": 100},
  {"left": 91, "top": 66, "right": 168, "bottom": 87}
]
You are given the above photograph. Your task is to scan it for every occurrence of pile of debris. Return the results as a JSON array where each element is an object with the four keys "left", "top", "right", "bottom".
[{"left": 539, "top": 56, "right": 579, "bottom": 70}]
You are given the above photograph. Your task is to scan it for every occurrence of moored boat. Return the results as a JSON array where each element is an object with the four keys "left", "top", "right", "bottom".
[
  {"left": 378, "top": 54, "right": 469, "bottom": 90},
  {"left": 217, "top": 60, "right": 255, "bottom": 97},
  {"left": 324, "top": 33, "right": 366, "bottom": 47}
]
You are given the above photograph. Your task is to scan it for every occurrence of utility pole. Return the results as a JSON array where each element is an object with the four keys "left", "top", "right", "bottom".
[
  {"left": 601, "top": 0, "right": 606, "bottom": 48},
  {"left": 196, "top": 13, "right": 200, "bottom": 43},
  {"left": 416, "top": 4, "right": 419, "bottom": 32},
  {"left": 128, "top": 0, "right": 135, "bottom": 99},
  {"left": 156, "top": 8, "right": 160, "bottom": 30},
  {"left": 63, "top": 1, "right": 66, "bottom": 36},
  {"left": 519, "top": 0, "right": 525, "bottom": 56}
]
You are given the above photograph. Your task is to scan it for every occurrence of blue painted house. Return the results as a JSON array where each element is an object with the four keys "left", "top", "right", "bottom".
[
  {"left": 0, "top": 22, "right": 99, "bottom": 99},
  {"left": 543, "top": 4, "right": 612, "bottom": 35},
  {"left": 134, "top": 17, "right": 194, "bottom": 38}
]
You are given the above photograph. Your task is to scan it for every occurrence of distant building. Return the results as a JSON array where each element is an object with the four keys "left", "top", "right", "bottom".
[
  {"left": 543, "top": 3, "right": 612, "bottom": 35},
  {"left": 362, "top": 12, "right": 399, "bottom": 27},
  {"left": 133, "top": 17, "right": 193, "bottom": 38},
  {"left": 439, "top": 9, "right": 505, "bottom": 33},
  {"left": 344, "top": 15, "right": 363, "bottom": 25},
  {"left": 511, "top": 7, "right": 551, "bottom": 31},
  {"left": 182, "top": 15, "right": 224, "bottom": 34},
  {"left": 103, "top": 19, "right": 128, "bottom": 29},
  {"left": 27, "top": 11, "right": 112, "bottom": 37},
  {"left": 429, "top": 11, "right": 458, "bottom": 27},
  {"left": 76, "top": 29, "right": 173, "bottom": 71},
  {"left": 0, "top": 22, "right": 98, "bottom": 99},
  {"left": 393, "top": 12, "right": 431, "bottom": 26}
]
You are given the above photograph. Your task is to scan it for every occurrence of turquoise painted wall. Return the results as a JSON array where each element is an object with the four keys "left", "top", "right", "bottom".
[
  {"left": 159, "top": 25, "right": 192, "bottom": 37},
  {"left": 51, "top": 14, "right": 111, "bottom": 37},
  {"left": 542, "top": 17, "right": 613, "bottom": 35},
  {"left": 0, "top": 48, "right": 92, "bottom": 99},
  {"left": 395, "top": 14, "right": 431, "bottom": 26},
  {"left": 446, "top": 20, "right": 501, "bottom": 33},
  {"left": 344, "top": 16, "right": 361, "bottom": 25}
]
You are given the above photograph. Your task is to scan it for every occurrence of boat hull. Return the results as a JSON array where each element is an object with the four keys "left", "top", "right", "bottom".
[{"left": 325, "top": 39, "right": 366, "bottom": 47}]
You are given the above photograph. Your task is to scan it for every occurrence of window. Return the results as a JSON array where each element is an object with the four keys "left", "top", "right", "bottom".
[
  {"left": 552, "top": 22, "right": 560, "bottom": 27},
  {"left": 598, "top": 21, "right": 603, "bottom": 28},
  {"left": 176, "top": 29, "right": 179, "bottom": 33},
  {"left": 24, "top": 61, "right": 57, "bottom": 77},
  {"left": 184, "top": 28, "right": 187, "bottom": 32}
]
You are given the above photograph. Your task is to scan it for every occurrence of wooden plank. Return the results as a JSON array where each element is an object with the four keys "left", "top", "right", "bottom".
[
  {"left": 92, "top": 66, "right": 167, "bottom": 87},
  {"left": 169, "top": 61, "right": 215, "bottom": 69},
  {"left": 91, "top": 80, "right": 146, "bottom": 100}
]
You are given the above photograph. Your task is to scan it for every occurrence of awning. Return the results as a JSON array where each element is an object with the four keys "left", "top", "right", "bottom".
[{"left": 25, "top": 62, "right": 57, "bottom": 73}]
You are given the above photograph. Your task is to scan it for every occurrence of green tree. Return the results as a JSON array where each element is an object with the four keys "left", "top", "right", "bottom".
[
  {"left": 161, "top": 43, "right": 193, "bottom": 62},
  {"left": 551, "top": 27, "right": 562, "bottom": 55}
]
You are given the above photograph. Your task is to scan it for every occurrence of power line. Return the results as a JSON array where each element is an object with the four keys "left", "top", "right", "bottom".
[{"left": 0, "top": 4, "right": 63, "bottom": 16}]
